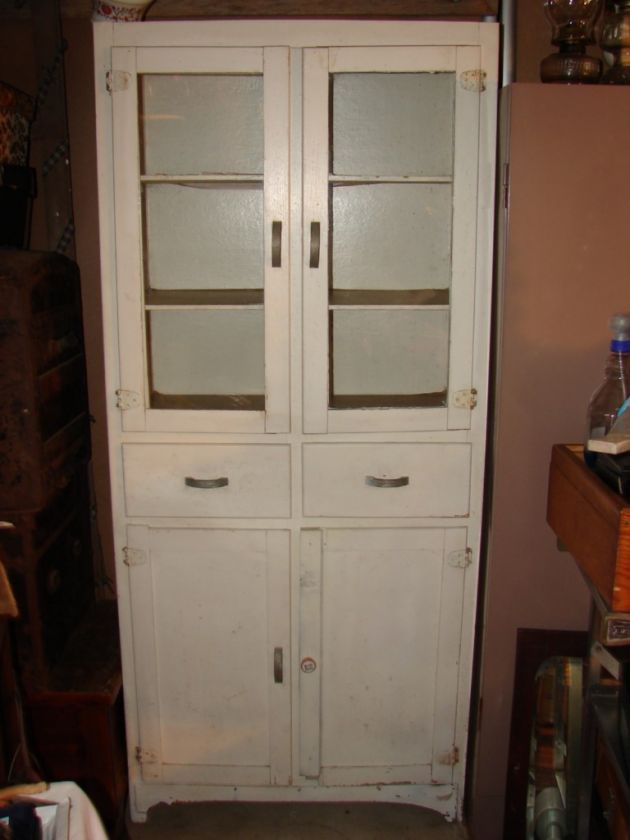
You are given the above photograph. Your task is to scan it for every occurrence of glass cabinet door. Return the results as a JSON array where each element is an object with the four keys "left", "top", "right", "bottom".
[
  {"left": 112, "top": 47, "right": 289, "bottom": 433},
  {"left": 303, "top": 46, "right": 482, "bottom": 433}
]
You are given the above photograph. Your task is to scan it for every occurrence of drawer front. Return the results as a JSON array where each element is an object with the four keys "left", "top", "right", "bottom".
[
  {"left": 123, "top": 444, "right": 291, "bottom": 518},
  {"left": 303, "top": 443, "right": 470, "bottom": 517}
]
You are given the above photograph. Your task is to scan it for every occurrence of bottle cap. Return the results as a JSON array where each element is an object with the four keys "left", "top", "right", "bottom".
[{"left": 610, "top": 312, "right": 630, "bottom": 351}]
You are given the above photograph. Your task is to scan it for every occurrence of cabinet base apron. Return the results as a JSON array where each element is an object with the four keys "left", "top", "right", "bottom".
[{"left": 130, "top": 782, "right": 458, "bottom": 823}]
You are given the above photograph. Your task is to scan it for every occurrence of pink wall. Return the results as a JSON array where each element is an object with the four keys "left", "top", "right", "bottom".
[{"left": 469, "top": 83, "right": 630, "bottom": 839}]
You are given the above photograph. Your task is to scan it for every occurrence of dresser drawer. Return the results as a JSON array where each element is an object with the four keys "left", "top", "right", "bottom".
[
  {"left": 303, "top": 443, "right": 470, "bottom": 517},
  {"left": 122, "top": 444, "right": 291, "bottom": 518}
]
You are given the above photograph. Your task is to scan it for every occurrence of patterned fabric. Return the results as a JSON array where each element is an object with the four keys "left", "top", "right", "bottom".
[
  {"left": 92, "top": 0, "right": 153, "bottom": 20},
  {"left": 0, "top": 82, "right": 35, "bottom": 166}
]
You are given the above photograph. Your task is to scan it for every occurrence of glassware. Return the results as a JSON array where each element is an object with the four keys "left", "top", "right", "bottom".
[
  {"left": 586, "top": 312, "right": 630, "bottom": 460},
  {"left": 540, "top": 0, "right": 603, "bottom": 83},
  {"left": 600, "top": 1, "right": 630, "bottom": 83}
]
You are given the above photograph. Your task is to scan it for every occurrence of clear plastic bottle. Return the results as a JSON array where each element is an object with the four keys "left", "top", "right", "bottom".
[{"left": 586, "top": 313, "right": 630, "bottom": 460}]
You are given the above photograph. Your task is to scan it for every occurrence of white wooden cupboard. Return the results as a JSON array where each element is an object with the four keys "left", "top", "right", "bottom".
[{"left": 93, "top": 20, "right": 498, "bottom": 822}]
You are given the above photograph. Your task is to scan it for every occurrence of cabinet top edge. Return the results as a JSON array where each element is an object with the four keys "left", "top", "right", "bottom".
[{"left": 94, "top": 18, "right": 499, "bottom": 49}]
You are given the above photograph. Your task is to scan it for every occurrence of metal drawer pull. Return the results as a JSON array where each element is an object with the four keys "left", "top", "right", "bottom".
[
  {"left": 274, "top": 647, "right": 284, "bottom": 684},
  {"left": 366, "top": 475, "right": 410, "bottom": 488},
  {"left": 309, "top": 221, "right": 320, "bottom": 268},
  {"left": 185, "top": 476, "right": 229, "bottom": 489},
  {"left": 271, "top": 220, "right": 282, "bottom": 268}
]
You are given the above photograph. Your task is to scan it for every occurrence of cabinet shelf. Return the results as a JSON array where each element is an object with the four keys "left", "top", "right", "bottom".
[
  {"left": 141, "top": 174, "right": 264, "bottom": 183},
  {"left": 145, "top": 289, "right": 264, "bottom": 309},
  {"left": 151, "top": 392, "right": 265, "bottom": 411},
  {"left": 329, "top": 289, "right": 449, "bottom": 308},
  {"left": 330, "top": 175, "right": 453, "bottom": 184},
  {"left": 331, "top": 390, "right": 447, "bottom": 409}
]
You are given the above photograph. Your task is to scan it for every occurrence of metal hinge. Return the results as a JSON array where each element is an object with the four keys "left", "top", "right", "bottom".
[
  {"left": 135, "top": 746, "right": 158, "bottom": 765},
  {"left": 503, "top": 162, "right": 510, "bottom": 209},
  {"left": 459, "top": 69, "right": 486, "bottom": 92},
  {"left": 437, "top": 745, "right": 460, "bottom": 766},
  {"left": 448, "top": 548, "right": 473, "bottom": 569},
  {"left": 116, "top": 389, "right": 141, "bottom": 410},
  {"left": 106, "top": 70, "right": 130, "bottom": 93},
  {"left": 123, "top": 547, "right": 147, "bottom": 567},
  {"left": 453, "top": 388, "right": 478, "bottom": 410}
]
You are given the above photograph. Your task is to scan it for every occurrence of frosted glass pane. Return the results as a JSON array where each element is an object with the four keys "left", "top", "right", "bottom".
[
  {"left": 141, "top": 74, "right": 263, "bottom": 175},
  {"left": 144, "top": 183, "right": 263, "bottom": 290},
  {"left": 332, "top": 184, "right": 452, "bottom": 290},
  {"left": 332, "top": 73, "right": 455, "bottom": 177},
  {"left": 149, "top": 310, "right": 264, "bottom": 397},
  {"left": 332, "top": 310, "right": 448, "bottom": 398}
]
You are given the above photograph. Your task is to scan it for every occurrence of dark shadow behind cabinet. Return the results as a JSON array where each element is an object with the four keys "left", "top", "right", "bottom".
[
  {"left": 0, "top": 249, "right": 126, "bottom": 832},
  {"left": 0, "top": 249, "right": 93, "bottom": 685}
]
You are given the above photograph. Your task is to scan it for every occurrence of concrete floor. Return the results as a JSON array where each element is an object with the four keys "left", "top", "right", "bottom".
[{"left": 125, "top": 802, "right": 470, "bottom": 839}]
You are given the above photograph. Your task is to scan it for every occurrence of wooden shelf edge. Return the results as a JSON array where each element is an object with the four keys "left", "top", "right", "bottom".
[{"left": 547, "top": 444, "right": 630, "bottom": 612}]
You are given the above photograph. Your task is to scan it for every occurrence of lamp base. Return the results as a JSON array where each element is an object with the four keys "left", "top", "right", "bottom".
[
  {"left": 601, "top": 62, "right": 630, "bottom": 84},
  {"left": 540, "top": 47, "right": 602, "bottom": 83}
]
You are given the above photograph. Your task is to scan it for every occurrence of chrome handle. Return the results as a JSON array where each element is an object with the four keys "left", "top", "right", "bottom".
[
  {"left": 274, "top": 647, "right": 284, "bottom": 684},
  {"left": 366, "top": 475, "right": 410, "bottom": 488},
  {"left": 271, "top": 220, "right": 282, "bottom": 268},
  {"left": 185, "top": 476, "right": 229, "bottom": 489},
  {"left": 309, "top": 221, "right": 320, "bottom": 268}
]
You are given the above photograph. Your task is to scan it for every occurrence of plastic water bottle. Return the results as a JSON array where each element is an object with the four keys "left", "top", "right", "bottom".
[{"left": 586, "top": 313, "right": 630, "bottom": 461}]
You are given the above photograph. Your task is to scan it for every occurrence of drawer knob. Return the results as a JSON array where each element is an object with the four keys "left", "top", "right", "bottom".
[
  {"left": 366, "top": 475, "right": 410, "bottom": 488},
  {"left": 185, "top": 476, "right": 229, "bottom": 489}
]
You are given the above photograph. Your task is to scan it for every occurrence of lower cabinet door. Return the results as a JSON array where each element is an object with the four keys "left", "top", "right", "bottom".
[
  {"left": 125, "top": 525, "right": 291, "bottom": 786},
  {"left": 299, "top": 527, "right": 467, "bottom": 786}
]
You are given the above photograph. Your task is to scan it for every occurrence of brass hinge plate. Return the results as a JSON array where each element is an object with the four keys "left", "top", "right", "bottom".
[
  {"left": 106, "top": 70, "right": 130, "bottom": 93},
  {"left": 436, "top": 745, "right": 460, "bottom": 766},
  {"left": 116, "top": 389, "right": 141, "bottom": 410},
  {"left": 448, "top": 548, "right": 473, "bottom": 569},
  {"left": 459, "top": 69, "right": 486, "bottom": 92},
  {"left": 135, "top": 746, "right": 159, "bottom": 764},
  {"left": 453, "top": 389, "right": 478, "bottom": 410},
  {"left": 503, "top": 162, "right": 510, "bottom": 210},
  {"left": 123, "top": 547, "right": 147, "bottom": 567}
]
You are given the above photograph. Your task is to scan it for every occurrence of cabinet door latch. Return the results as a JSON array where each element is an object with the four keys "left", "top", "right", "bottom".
[
  {"left": 448, "top": 548, "right": 473, "bottom": 569},
  {"left": 116, "top": 389, "right": 141, "bottom": 410},
  {"left": 106, "top": 70, "right": 130, "bottom": 93},
  {"left": 453, "top": 389, "right": 478, "bottom": 410}
]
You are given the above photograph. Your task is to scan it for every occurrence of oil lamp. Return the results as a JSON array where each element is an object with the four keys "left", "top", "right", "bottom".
[
  {"left": 540, "top": 0, "right": 603, "bottom": 83},
  {"left": 600, "top": 1, "right": 630, "bottom": 83}
]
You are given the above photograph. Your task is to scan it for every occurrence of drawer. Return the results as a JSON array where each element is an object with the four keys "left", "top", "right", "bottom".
[
  {"left": 122, "top": 444, "right": 291, "bottom": 518},
  {"left": 303, "top": 443, "right": 470, "bottom": 517}
]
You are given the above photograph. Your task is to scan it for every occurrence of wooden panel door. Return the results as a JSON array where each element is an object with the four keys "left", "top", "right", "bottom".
[
  {"left": 110, "top": 45, "right": 290, "bottom": 434},
  {"left": 299, "top": 528, "right": 468, "bottom": 788},
  {"left": 125, "top": 526, "right": 291, "bottom": 786}
]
